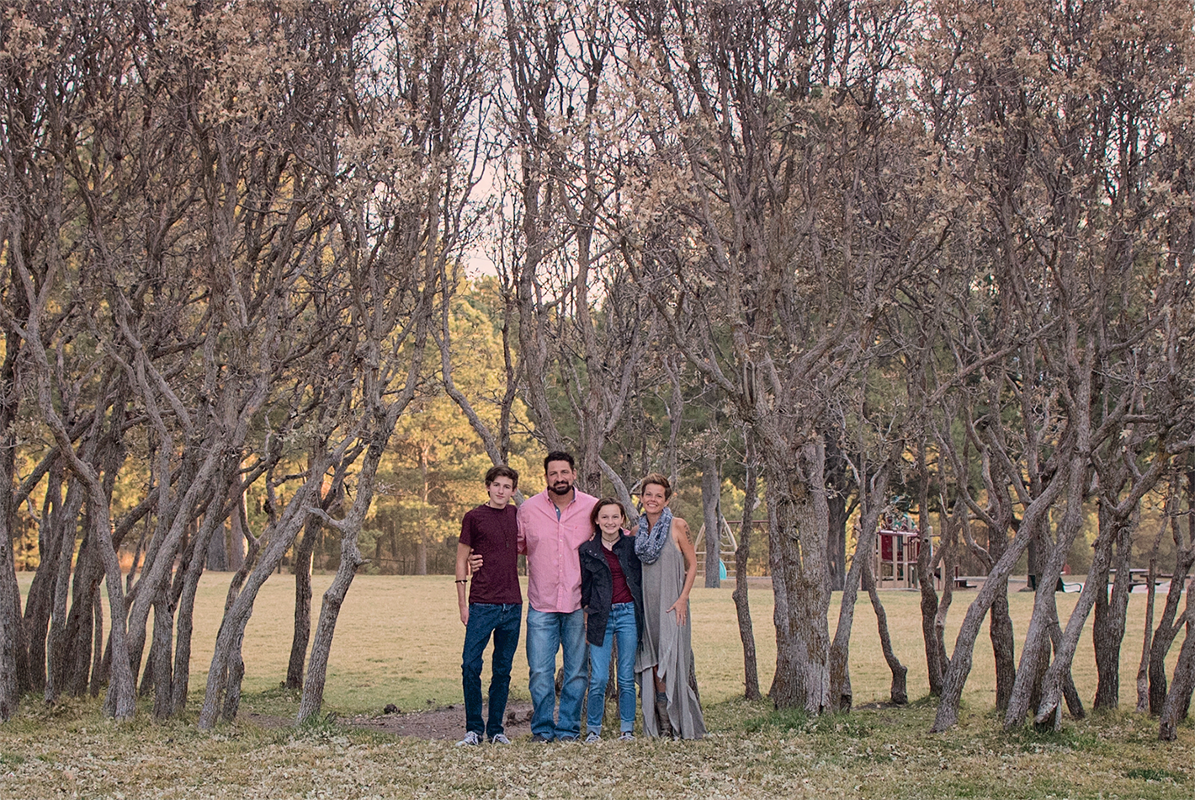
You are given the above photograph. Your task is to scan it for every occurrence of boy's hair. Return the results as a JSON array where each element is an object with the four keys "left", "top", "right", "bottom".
[
  {"left": 484, "top": 464, "right": 519, "bottom": 489},
  {"left": 543, "top": 450, "right": 576, "bottom": 472},
  {"left": 590, "top": 498, "right": 627, "bottom": 531},
  {"left": 639, "top": 472, "right": 672, "bottom": 499}
]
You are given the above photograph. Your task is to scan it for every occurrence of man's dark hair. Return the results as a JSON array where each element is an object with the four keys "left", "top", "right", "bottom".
[
  {"left": 543, "top": 450, "right": 575, "bottom": 472},
  {"left": 485, "top": 464, "right": 519, "bottom": 489}
]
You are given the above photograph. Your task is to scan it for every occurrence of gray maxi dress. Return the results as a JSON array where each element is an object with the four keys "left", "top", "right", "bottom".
[{"left": 635, "top": 530, "right": 706, "bottom": 739}]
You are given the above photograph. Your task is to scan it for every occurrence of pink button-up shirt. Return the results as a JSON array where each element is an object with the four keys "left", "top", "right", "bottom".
[{"left": 517, "top": 488, "right": 598, "bottom": 613}]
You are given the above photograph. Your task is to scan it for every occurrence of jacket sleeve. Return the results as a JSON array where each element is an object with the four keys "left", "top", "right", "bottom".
[{"left": 580, "top": 552, "right": 592, "bottom": 611}]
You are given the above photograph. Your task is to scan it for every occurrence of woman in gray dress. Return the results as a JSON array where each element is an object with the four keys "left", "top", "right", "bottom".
[{"left": 633, "top": 473, "right": 706, "bottom": 739}]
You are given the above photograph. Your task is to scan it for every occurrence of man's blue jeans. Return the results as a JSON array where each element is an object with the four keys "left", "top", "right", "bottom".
[
  {"left": 586, "top": 602, "right": 638, "bottom": 735},
  {"left": 526, "top": 607, "right": 586, "bottom": 740},
  {"left": 461, "top": 603, "right": 522, "bottom": 739}
]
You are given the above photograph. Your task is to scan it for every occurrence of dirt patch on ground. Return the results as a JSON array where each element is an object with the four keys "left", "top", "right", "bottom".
[{"left": 246, "top": 701, "right": 534, "bottom": 741}]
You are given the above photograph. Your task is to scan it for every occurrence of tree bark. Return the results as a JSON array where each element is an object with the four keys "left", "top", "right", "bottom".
[
  {"left": 1005, "top": 443, "right": 1092, "bottom": 729},
  {"left": 932, "top": 472, "right": 1066, "bottom": 732},
  {"left": 1135, "top": 521, "right": 1167, "bottom": 712},
  {"left": 830, "top": 455, "right": 893, "bottom": 712},
  {"left": 915, "top": 442, "right": 947, "bottom": 695},
  {"left": 732, "top": 449, "right": 761, "bottom": 701},
  {"left": 1158, "top": 578, "right": 1195, "bottom": 740},
  {"left": 172, "top": 480, "right": 239, "bottom": 716},
  {"left": 199, "top": 460, "right": 331, "bottom": 729},
  {"left": 768, "top": 441, "right": 833, "bottom": 715},
  {"left": 702, "top": 452, "right": 721, "bottom": 589},
  {"left": 287, "top": 516, "right": 321, "bottom": 691},
  {"left": 1091, "top": 510, "right": 1135, "bottom": 710},
  {"left": 862, "top": 558, "right": 908, "bottom": 705}
]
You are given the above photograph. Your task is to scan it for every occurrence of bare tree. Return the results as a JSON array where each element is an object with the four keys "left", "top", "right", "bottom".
[{"left": 619, "top": 0, "right": 940, "bottom": 713}]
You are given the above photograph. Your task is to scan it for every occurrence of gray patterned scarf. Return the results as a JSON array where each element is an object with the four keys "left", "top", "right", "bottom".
[{"left": 634, "top": 506, "right": 673, "bottom": 565}]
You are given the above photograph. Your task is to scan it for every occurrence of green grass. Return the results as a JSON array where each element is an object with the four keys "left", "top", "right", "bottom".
[{"left": 2, "top": 572, "right": 1192, "bottom": 799}]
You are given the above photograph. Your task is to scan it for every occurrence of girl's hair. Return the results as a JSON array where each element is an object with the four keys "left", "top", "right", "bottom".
[
  {"left": 639, "top": 472, "right": 672, "bottom": 499},
  {"left": 591, "top": 497, "right": 627, "bottom": 531}
]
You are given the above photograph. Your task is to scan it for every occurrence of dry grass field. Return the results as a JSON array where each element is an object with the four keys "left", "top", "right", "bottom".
[
  {"left": 1, "top": 572, "right": 1191, "bottom": 799},
  {"left": 170, "top": 572, "right": 1177, "bottom": 715}
]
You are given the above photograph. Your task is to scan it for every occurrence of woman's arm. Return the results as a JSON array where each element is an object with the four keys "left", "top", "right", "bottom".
[{"left": 668, "top": 517, "right": 699, "bottom": 627}]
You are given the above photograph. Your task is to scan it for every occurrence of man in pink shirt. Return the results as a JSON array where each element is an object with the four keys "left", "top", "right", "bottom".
[{"left": 518, "top": 451, "right": 598, "bottom": 741}]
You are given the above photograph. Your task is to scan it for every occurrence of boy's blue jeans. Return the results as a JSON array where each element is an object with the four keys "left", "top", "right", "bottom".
[{"left": 461, "top": 602, "right": 522, "bottom": 739}]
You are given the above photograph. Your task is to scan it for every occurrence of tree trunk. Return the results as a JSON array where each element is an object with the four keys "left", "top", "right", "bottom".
[
  {"left": 297, "top": 538, "right": 365, "bottom": 723},
  {"left": 228, "top": 494, "right": 246, "bottom": 573},
  {"left": 985, "top": 518, "right": 1017, "bottom": 712},
  {"left": 0, "top": 313, "right": 24, "bottom": 720},
  {"left": 1148, "top": 545, "right": 1194, "bottom": 714},
  {"left": 932, "top": 473, "right": 1066, "bottom": 732},
  {"left": 862, "top": 558, "right": 908, "bottom": 704},
  {"left": 767, "top": 440, "right": 832, "bottom": 714},
  {"left": 732, "top": 452, "right": 761, "bottom": 701},
  {"left": 767, "top": 498, "right": 799, "bottom": 705},
  {"left": 830, "top": 457, "right": 892, "bottom": 712},
  {"left": 915, "top": 444, "right": 946, "bottom": 695},
  {"left": 172, "top": 485, "right": 236, "bottom": 717},
  {"left": 206, "top": 521, "right": 229, "bottom": 572},
  {"left": 149, "top": 588, "right": 174, "bottom": 719},
  {"left": 702, "top": 453, "right": 721, "bottom": 589},
  {"left": 824, "top": 432, "right": 850, "bottom": 593},
  {"left": 0, "top": 536, "right": 20, "bottom": 722},
  {"left": 989, "top": 579, "right": 1017, "bottom": 711},
  {"left": 19, "top": 463, "right": 66, "bottom": 696},
  {"left": 1092, "top": 510, "right": 1134, "bottom": 710},
  {"left": 298, "top": 435, "right": 387, "bottom": 724},
  {"left": 199, "top": 461, "right": 330, "bottom": 729},
  {"left": 1158, "top": 578, "right": 1195, "bottom": 740},
  {"left": 44, "top": 481, "right": 85, "bottom": 705},
  {"left": 1135, "top": 526, "right": 1165, "bottom": 712},
  {"left": 88, "top": 590, "right": 104, "bottom": 698},
  {"left": 287, "top": 516, "right": 321, "bottom": 690},
  {"left": 1005, "top": 453, "right": 1089, "bottom": 729}
]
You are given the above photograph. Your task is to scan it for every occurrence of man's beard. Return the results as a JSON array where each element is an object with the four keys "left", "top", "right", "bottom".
[{"left": 548, "top": 480, "right": 573, "bottom": 496}]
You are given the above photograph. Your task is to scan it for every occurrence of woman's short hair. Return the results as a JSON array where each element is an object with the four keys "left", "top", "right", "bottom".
[
  {"left": 639, "top": 472, "right": 672, "bottom": 499},
  {"left": 590, "top": 497, "right": 627, "bottom": 530}
]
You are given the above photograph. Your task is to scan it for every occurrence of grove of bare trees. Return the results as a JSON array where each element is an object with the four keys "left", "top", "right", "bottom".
[{"left": 1, "top": 0, "right": 1193, "bottom": 741}]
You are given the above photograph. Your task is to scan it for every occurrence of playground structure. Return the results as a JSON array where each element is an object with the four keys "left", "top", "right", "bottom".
[
  {"left": 873, "top": 509, "right": 924, "bottom": 590},
  {"left": 694, "top": 516, "right": 741, "bottom": 580}
]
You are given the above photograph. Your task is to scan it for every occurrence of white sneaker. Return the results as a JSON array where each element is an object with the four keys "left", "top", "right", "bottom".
[
  {"left": 490, "top": 733, "right": 511, "bottom": 745},
  {"left": 618, "top": 731, "right": 634, "bottom": 742},
  {"left": 456, "top": 731, "right": 481, "bottom": 746},
  {"left": 584, "top": 731, "right": 601, "bottom": 744}
]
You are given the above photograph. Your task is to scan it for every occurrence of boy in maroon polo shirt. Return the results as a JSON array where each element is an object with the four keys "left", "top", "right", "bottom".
[{"left": 455, "top": 465, "right": 522, "bottom": 746}]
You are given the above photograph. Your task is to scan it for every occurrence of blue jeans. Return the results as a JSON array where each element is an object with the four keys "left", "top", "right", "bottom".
[
  {"left": 461, "top": 603, "right": 522, "bottom": 739},
  {"left": 586, "top": 603, "right": 638, "bottom": 735},
  {"left": 526, "top": 607, "right": 586, "bottom": 740}
]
